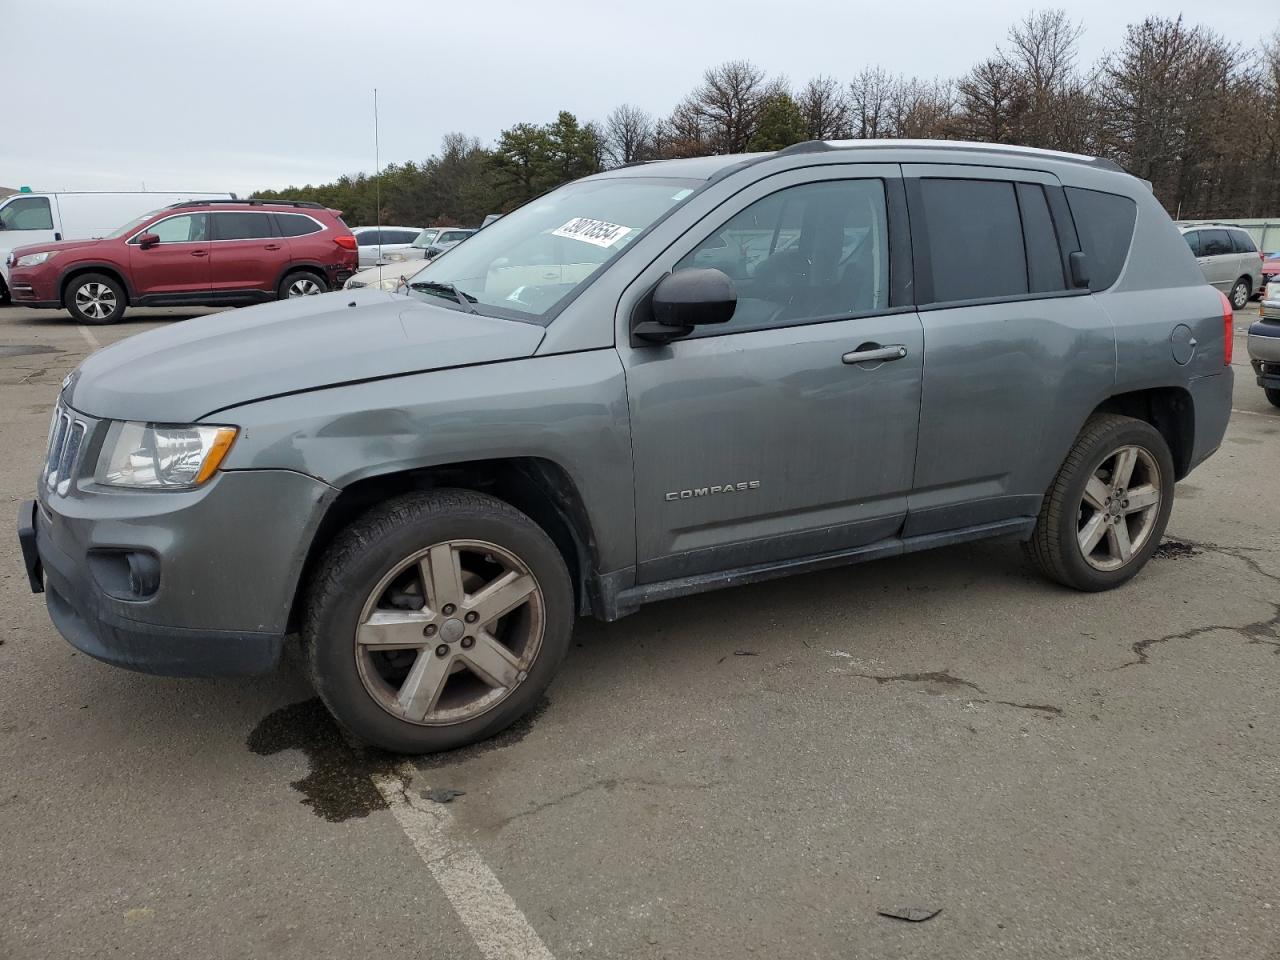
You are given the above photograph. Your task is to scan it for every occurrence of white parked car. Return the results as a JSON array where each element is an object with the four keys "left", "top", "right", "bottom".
[
  {"left": 378, "top": 227, "right": 476, "bottom": 265},
  {"left": 342, "top": 259, "right": 429, "bottom": 292},
  {"left": 0, "top": 189, "right": 232, "bottom": 303},
  {"left": 350, "top": 225, "right": 423, "bottom": 268}
]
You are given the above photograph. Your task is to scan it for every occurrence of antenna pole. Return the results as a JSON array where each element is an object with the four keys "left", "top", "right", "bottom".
[{"left": 374, "top": 88, "right": 382, "bottom": 256}]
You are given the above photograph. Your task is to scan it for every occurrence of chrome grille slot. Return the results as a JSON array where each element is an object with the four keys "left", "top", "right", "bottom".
[{"left": 44, "top": 405, "right": 88, "bottom": 494}]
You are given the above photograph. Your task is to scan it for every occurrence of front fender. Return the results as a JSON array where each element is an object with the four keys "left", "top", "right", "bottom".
[{"left": 215, "top": 350, "right": 637, "bottom": 573}]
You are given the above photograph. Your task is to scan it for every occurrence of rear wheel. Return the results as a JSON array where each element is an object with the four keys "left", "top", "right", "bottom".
[
  {"left": 1025, "top": 414, "right": 1175, "bottom": 591},
  {"left": 1265, "top": 387, "right": 1280, "bottom": 408},
  {"left": 65, "top": 273, "right": 126, "bottom": 324},
  {"left": 278, "top": 271, "right": 328, "bottom": 299},
  {"left": 303, "top": 490, "right": 573, "bottom": 754},
  {"left": 1230, "top": 278, "right": 1250, "bottom": 310}
]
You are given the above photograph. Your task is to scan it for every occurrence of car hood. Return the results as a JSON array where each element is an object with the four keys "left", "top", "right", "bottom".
[
  {"left": 8, "top": 237, "right": 106, "bottom": 260},
  {"left": 68, "top": 289, "right": 546, "bottom": 423}
]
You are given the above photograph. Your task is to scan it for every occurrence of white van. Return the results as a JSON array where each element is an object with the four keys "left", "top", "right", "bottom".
[{"left": 0, "top": 190, "right": 232, "bottom": 302}]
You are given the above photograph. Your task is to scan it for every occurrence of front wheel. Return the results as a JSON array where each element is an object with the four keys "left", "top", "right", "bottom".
[
  {"left": 1025, "top": 414, "right": 1175, "bottom": 591},
  {"left": 303, "top": 490, "right": 573, "bottom": 754},
  {"left": 278, "top": 271, "right": 328, "bottom": 299},
  {"left": 1230, "top": 279, "right": 1250, "bottom": 310},
  {"left": 1265, "top": 387, "right": 1280, "bottom": 409},
  {"left": 65, "top": 273, "right": 126, "bottom": 324}
]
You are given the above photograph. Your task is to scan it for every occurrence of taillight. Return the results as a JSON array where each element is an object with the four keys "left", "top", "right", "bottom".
[
  {"left": 334, "top": 235, "right": 357, "bottom": 251},
  {"left": 1219, "top": 290, "right": 1233, "bottom": 365}
]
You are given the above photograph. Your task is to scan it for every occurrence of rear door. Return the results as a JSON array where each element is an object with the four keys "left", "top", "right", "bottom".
[
  {"left": 355, "top": 228, "right": 382, "bottom": 266},
  {"left": 126, "top": 213, "right": 212, "bottom": 295},
  {"left": 901, "top": 165, "right": 1116, "bottom": 536},
  {"left": 208, "top": 211, "right": 287, "bottom": 294}
]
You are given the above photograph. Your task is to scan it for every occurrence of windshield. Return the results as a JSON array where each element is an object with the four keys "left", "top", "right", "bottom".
[
  {"left": 405, "top": 176, "right": 699, "bottom": 321},
  {"left": 107, "top": 208, "right": 165, "bottom": 239},
  {"left": 411, "top": 229, "right": 440, "bottom": 249}
]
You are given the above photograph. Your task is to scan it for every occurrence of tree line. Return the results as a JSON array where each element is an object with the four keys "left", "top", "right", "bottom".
[{"left": 254, "top": 12, "right": 1280, "bottom": 226}]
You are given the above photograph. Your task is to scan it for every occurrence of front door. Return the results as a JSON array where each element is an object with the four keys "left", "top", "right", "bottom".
[
  {"left": 619, "top": 167, "right": 924, "bottom": 582},
  {"left": 127, "top": 213, "right": 211, "bottom": 296}
]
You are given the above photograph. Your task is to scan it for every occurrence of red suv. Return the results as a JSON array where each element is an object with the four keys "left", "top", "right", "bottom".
[{"left": 5, "top": 199, "right": 358, "bottom": 324}]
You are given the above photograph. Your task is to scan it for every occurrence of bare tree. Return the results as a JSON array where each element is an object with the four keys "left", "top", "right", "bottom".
[
  {"left": 798, "top": 75, "right": 850, "bottom": 140},
  {"left": 848, "top": 66, "right": 895, "bottom": 138},
  {"left": 691, "top": 60, "right": 775, "bottom": 153},
  {"left": 956, "top": 57, "right": 1028, "bottom": 142},
  {"left": 655, "top": 98, "right": 710, "bottom": 159},
  {"left": 1005, "top": 9, "right": 1088, "bottom": 149},
  {"left": 889, "top": 77, "right": 956, "bottom": 138},
  {"left": 603, "top": 104, "right": 655, "bottom": 167}
]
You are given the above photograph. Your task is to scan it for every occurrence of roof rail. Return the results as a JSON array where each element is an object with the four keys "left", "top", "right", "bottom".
[
  {"left": 166, "top": 198, "right": 327, "bottom": 210},
  {"left": 774, "top": 138, "right": 1126, "bottom": 173}
]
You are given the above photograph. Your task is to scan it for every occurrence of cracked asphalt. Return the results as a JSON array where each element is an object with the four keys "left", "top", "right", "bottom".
[{"left": 1, "top": 305, "right": 1277, "bottom": 959}]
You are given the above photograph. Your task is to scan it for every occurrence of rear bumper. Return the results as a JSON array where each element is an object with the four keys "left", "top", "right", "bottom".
[
  {"left": 1186, "top": 369, "right": 1234, "bottom": 474},
  {"left": 1248, "top": 319, "right": 1280, "bottom": 387}
]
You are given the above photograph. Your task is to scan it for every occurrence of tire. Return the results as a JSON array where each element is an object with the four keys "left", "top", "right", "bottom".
[
  {"left": 1229, "top": 278, "right": 1250, "bottom": 310},
  {"left": 303, "top": 489, "right": 573, "bottom": 754},
  {"left": 1265, "top": 387, "right": 1280, "bottom": 408},
  {"left": 65, "top": 272, "right": 126, "bottom": 324},
  {"left": 1025, "top": 413, "right": 1175, "bottom": 592},
  {"left": 278, "top": 271, "right": 328, "bottom": 300}
]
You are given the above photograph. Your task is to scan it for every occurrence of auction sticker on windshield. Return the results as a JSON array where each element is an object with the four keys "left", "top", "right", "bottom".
[{"left": 552, "top": 217, "right": 632, "bottom": 248}]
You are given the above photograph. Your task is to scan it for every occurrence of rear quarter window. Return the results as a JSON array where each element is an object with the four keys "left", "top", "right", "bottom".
[
  {"left": 275, "top": 213, "right": 323, "bottom": 237},
  {"left": 1064, "top": 187, "right": 1137, "bottom": 291},
  {"left": 1230, "top": 231, "right": 1257, "bottom": 254}
]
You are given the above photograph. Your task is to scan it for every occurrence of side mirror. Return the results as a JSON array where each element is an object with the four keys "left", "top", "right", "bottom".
[
  {"left": 633, "top": 268, "right": 737, "bottom": 343},
  {"left": 137, "top": 232, "right": 160, "bottom": 250},
  {"left": 1069, "top": 250, "right": 1090, "bottom": 289}
]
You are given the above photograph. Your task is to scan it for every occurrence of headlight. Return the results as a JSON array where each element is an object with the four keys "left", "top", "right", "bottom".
[
  {"left": 15, "top": 251, "right": 58, "bottom": 268},
  {"left": 375, "top": 277, "right": 403, "bottom": 291},
  {"left": 383, "top": 252, "right": 407, "bottom": 262},
  {"left": 95, "top": 422, "right": 238, "bottom": 489}
]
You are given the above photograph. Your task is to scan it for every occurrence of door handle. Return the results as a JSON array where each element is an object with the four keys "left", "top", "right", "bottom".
[
  {"left": 264, "top": 243, "right": 281, "bottom": 251},
  {"left": 190, "top": 250, "right": 209, "bottom": 257},
  {"left": 842, "top": 344, "right": 907, "bottom": 364}
]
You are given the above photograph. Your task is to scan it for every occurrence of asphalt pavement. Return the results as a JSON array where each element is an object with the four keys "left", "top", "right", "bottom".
[{"left": 1, "top": 303, "right": 1277, "bottom": 959}]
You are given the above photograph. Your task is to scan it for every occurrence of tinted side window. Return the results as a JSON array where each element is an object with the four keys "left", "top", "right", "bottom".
[
  {"left": 1183, "top": 231, "right": 1202, "bottom": 257},
  {"left": 212, "top": 212, "right": 275, "bottom": 240},
  {"left": 919, "top": 178, "right": 1027, "bottom": 302},
  {"left": 676, "top": 178, "right": 890, "bottom": 333},
  {"left": 0, "top": 196, "right": 54, "bottom": 231},
  {"left": 1016, "top": 183, "right": 1065, "bottom": 293},
  {"left": 1064, "top": 187, "right": 1137, "bottom": 291},
  {"left": 356, "top": 229, "right": 381, "bottom": 246},
  {"left": 1230, "top": 230, "right": 1257, "bottom": 254},
  {"left": 384, "top": 230, "right": 418, "bottom": 244},
  {"left": 1199, "top": 230, "right": 1232, "bottom": 256},
  {"left": 275, "top": 213, "right": 322, "bottom": 237}
]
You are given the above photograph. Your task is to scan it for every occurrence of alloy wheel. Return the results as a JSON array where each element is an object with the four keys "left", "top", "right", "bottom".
[
  {"left": 1076, "top": 444, "right": 1162, "bottom": 571},
  {"left": 288, "top": 277, "right": 322, "bottom": 297},
  {"left": 1231, "top": 282, "right": 1249, "bottom": 309},
  {"left": 74, "top": 282, "right": 116, "bottom": 320},
  {"left": 354, "top": 539, "right": 545, "bottom": 726}
]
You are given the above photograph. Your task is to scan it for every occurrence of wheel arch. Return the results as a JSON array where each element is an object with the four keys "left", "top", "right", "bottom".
[
  {"left": 1089, "top": 386, "right": 1195, "bottom": 480},
  {"left": 276, "top": 261, "right": 329, "bottom": 291},
  {"left": 289, "top": 456, "right": 600, "bottom": 632},
  {"left": 58, "top": 263, "right": 134, "bottom": 306}
]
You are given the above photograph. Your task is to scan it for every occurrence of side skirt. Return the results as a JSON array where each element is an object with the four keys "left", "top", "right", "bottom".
[{"left": 596, "top": 516, "right": 1036, "bottom": 621}]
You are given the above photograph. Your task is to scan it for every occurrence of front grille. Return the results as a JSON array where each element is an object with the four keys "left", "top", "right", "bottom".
[{"left": 44, "top": 405, "right": 88, "bottom": 495}]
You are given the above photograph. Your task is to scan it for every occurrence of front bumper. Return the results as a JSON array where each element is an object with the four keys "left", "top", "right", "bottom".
[
  {"left": 18, "top": 466, "right": 337, "bottom": 677},
  {"left": 8, "top": 266, "right": 58, "bottom": 306},
  {"left": 1248, "top": 318, "right": 1280, "bottom": 387}
]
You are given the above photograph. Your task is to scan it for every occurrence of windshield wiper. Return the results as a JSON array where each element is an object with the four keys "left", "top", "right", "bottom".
[{"left": 409, "top": 280, "right": 478, "bottom": 314}]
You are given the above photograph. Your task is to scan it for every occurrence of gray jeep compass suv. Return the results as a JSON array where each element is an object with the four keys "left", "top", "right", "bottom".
[{"left": 17, "top": 141, "right": 1234, "bottom": 753}]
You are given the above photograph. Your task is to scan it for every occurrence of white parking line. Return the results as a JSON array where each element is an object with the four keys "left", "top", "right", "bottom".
[
  {"left": 1232, "top": 408, "right": 1275, "bottom": 418},
  {"left": 372, "top": 764, "right": 556, "bottom": 960},
  {"left": 76, "top": 325, "right": 102, "bottom": 351}
]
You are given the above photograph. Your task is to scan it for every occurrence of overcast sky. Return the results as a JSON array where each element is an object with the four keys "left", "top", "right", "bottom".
[{"left": 2, "top": 0, "right": 1262, "bottom": 196}]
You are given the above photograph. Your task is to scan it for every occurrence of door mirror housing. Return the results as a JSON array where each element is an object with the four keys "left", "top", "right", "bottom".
[
  {"left": 1069, "top": 250, "right": 1090, "bottom": 289},
  {"left": 137, "top": 232, "right": 160, "bottom": 250},
  {"left": 633, "top": 268, "right": 737, "bottom": 344}
]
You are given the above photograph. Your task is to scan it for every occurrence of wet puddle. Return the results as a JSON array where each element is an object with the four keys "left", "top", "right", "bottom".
[
  {"left": 0, "top": 345, "right": 60, "bottom": 358},
  {"left": 247, "top": 696, "right": 550, "bottom": 822}
]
